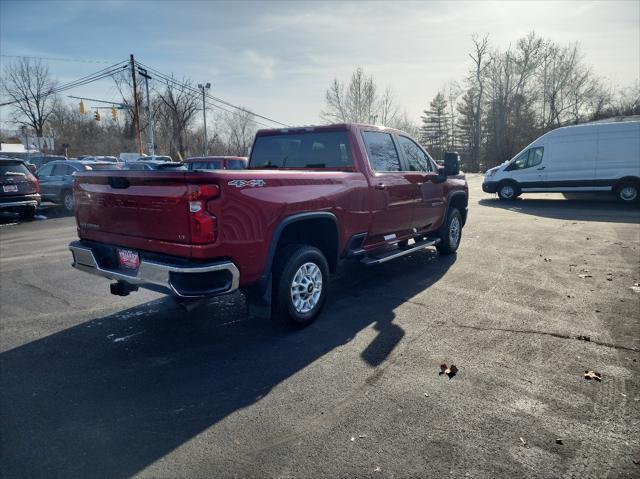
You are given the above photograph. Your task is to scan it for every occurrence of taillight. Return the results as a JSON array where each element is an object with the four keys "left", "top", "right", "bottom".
[
  {"left": 26, "top": 174, "right": 40, "bottom": 193},
  {"left": 188, "top": 184, "right": 220, "bottom": 244}
]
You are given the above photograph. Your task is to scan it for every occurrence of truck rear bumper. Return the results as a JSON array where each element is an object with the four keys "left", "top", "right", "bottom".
[{"left": 69, "top": 241, "right": 239, "bottom": 298}]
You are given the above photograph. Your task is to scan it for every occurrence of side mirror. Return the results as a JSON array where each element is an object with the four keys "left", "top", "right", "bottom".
[
  {"left": 444, "top": 151, "right": 460, "bottom": 176},
  {"left": 435, "top": 166, "right": 447, "bottom": 183},
  {"left": 26, "top": 164, "right": 37, "bottom": 174}
]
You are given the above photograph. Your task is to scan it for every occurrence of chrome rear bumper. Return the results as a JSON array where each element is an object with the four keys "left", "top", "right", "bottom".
[{"left": 69, "top": 243, "right": 239, "bottom": 298}]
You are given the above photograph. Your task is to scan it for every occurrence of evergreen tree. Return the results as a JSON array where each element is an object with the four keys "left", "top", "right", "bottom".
[{"left": 420, "top": 92, "right": 449, "bottom": 161}]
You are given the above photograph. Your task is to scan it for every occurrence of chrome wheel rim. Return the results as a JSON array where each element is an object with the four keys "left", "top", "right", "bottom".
[
  {"left": 290, "top": 262, "right": 323, "bottom": 314},
  {"left": 500, "top": 185, "right": 514, "bottom": 198},
  {"left": 620, "top": 186, "right": 637, "bottom": 201},
  {"left": 64, "top": 193, "right": 74, "bottom": 211},
  {"left": 449, "top": 216, "right": 461, "bottom": 247}
]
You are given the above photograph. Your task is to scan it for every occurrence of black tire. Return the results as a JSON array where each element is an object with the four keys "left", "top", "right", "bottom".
[
  {"left": 62, "top": 190, "right": 74, "bottom": 212},
  {"left": 272, "top": 244, "right": 329, "bottom": 329},
  {"left": 615, "top": 181, "right": 639, "bottom": 203},
  {"left": 436, "top": 208, "right": 463, "bottom": 255},
  {"left": 18, "top": 206, "right": 36, "bottom": 220},
  {"left": 497, "top": 181, "right": 520, "bottom": 201}
]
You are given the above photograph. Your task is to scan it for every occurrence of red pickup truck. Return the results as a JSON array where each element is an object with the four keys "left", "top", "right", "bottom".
[{"left": 69, "top": 124, "right": 468, "bottom": 327}]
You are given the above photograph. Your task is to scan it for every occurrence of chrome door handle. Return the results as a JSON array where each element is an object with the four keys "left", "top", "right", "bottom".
[
  {"left": 537, "top": 166, "right": 546, "bottom": 170},
  {"left": 375, "top": 183, "right": 386, "bottom": 190}
]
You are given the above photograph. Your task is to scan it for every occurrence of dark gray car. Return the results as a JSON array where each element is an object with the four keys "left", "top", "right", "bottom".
[{"left": 36, "top": 160, "right": 118, "bottom": 212}]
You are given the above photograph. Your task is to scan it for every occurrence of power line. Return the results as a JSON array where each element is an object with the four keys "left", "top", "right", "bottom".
[
  {"left": 0, "top": 54, "right": 119, "bottom": 65},
  {"left": 0, "top": 61, "right": 129, "bottom": 107},
  {"left": 135, "top": 60, "right": 289, "bottom": 127}
]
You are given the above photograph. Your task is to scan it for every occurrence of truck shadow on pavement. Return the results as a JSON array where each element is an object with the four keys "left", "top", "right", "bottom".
[
  {"left": 0, "top": 250, "right": 454, "bottom": 479},
  {"left": 478, "top": 197, "right": 640, "bottom": 223}
]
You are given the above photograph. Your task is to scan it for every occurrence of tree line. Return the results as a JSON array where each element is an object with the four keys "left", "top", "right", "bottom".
[
  {"left": 322, "top": 32, "right": 639, "bottom": 171},
  {"left": 1, "top": 58, "right": 258, "bottom": 159}
]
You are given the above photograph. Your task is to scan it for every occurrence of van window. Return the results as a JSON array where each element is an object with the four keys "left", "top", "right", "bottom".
[{"left": 509, "top": 147, "right": 544, "bottom": 170}]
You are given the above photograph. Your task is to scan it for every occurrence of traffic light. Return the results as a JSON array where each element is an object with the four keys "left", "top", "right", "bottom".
[
  {"left": 94, "top": 110, "right": 101, "bottom": 121},
  {"left": 111, "top": 105, "right": 117, "bottom": 121},
  {"left": 79, "top": 100, "right": 86, "bottom": 115}
]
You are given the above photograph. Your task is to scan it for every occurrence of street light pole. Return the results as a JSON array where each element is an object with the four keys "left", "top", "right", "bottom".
[
  {"left": 198, "top": 82, "right": 211, "bottom": 156},
  {"left": 137, "top": 68, "right": 155, "bottom": 156}
]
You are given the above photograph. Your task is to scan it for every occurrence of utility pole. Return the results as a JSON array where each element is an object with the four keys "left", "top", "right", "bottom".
[
  {"left": 130, "top": 54, "right": 143, "bottom": 155},
  {"left": 137, "top": 67, "right": 155, "bottom": 156},
  {"left": 198, "top": 82, "right": 211, "bottom": 156}
]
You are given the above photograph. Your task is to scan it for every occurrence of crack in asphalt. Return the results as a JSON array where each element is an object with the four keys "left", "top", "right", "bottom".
[{"left": 450, "top": 321, "right": 640, "bottom": 353}]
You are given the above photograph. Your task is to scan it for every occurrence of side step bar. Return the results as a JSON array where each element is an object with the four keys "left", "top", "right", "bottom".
[{"left": 360, "top": 238, "right": 440, "bottom": 266}]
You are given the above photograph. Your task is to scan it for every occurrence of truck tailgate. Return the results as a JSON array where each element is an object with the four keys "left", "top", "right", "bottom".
[{"left": 74, "top": 171, "right": 200, "bottom": 244}]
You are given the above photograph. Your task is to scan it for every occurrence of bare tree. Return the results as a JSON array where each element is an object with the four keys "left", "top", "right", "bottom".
[
  {"left": 467, "top": 34, "right": 491, "bottom": 170},
  {"left": 445, "top": 81, "right": 462, "bottom": 149},
  {"left": 155, "top": 77, "right": 199, "bottom": 159},
  {"left": 321, "top": 67, "right": 398, "bottom": 124},
  {"left": 2, "top": 58, "right": 58, "bottom": 136},
  {"left": 220, "top": 109, "right": 258, "bottom": 156}
]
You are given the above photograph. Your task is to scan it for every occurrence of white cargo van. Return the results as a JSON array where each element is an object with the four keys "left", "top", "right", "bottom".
[{"left": 482, "top": 121, "right": 640, "bottom": 203}]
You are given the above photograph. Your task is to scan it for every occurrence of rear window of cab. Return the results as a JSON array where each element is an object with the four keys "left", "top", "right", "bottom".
[{"left": 250, "top": 131, "right": 353, "bottom": 169}]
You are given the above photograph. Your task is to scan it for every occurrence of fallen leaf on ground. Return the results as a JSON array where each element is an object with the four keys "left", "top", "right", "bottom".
[
  {"left": 374, "top": 467, "right": 381, "bottom": 472},
  {"left": 439, "top": 363, "right": 459, "bottom": 379},
  {"left": 584, "top": 370, "right": 602, "bottom": 381},
  {"left": 350, "top": 436, "right": 355, "bottom": 442},
  {"left": 424, "top": 392, "right": 430, "bottom": 397},
  {"left": 556, "top": 438, "right": 564, "bottom": 445}
]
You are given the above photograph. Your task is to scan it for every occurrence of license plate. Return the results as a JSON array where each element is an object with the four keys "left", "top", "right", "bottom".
[
  {"left": 3, "top": 185, "right": 18, "bottom": 193},
  {"left": 117, "top": 249, "right": 140, "bottom": 270}
]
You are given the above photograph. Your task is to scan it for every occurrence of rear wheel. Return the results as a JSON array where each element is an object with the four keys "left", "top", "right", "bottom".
[
  {"left": 62, "top": 190, "right": 74, "bottom": 212},
  {"left": 272, "top": 244, "right": 329, "bottom": 329},
  {"left": 436, "top": 208, "right": 462, "bottom": 255},
  {"left": 497, "top": 181, "right": 520, "bottom": 201},
  {"left": 615, "top": 181, "right": 638, "bottom": 203}
]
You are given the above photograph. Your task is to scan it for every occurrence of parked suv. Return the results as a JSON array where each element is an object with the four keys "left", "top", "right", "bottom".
[
  {"left": 0, "top": 157, "right": 40, "bottom": 219},
  {"left": 37, "top": 160, "right": 118, "bottom": 212}
]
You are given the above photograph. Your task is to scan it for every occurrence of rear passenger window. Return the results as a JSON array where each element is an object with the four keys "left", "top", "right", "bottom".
[
  {"left": 362, "top": 131, "right": 401, "bottom": 172},
  {"left": 52, "top": 164, "right": 69, "bottom": 176}
]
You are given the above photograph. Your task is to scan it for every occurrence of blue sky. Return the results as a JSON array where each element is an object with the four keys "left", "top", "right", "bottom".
[{"left": 1, "top": 0, "right": 639, "bottom": 127}]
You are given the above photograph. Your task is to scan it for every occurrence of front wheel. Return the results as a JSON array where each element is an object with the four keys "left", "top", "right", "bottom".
[
  {"left": 615, "top": 182, "right": 638, "bottom": 203},
  {"left": 497, "top": 181, "right": 520, "bottom": 201},
  {"left": 272, "top": 244, "right": 329, "bottom": 329},
  {"left": 436, "top": 208, "right": 462, "bottom": 255}
]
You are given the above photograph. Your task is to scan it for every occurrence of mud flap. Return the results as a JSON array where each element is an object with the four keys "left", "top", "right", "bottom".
[{"left": 245, "top": 274, "right": 272, "bottom": 319}]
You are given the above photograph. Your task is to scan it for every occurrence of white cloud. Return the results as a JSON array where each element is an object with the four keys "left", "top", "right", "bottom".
[{"left": 239, "top": 50, "right": 277, "bottom": 81}]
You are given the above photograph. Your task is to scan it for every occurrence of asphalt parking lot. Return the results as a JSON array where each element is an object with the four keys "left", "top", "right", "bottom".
[{"left": 1, "top": 175, "right": 639, "bottom": 479}]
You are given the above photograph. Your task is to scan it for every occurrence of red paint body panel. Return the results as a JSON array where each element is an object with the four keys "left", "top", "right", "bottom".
[{"left": 73, "top": 124, "right": 467, "bottom": 288}]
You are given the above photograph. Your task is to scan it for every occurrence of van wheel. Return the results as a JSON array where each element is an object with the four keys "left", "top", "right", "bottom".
[
  {"left": 615, "top": 182, "right": 638, "bottom": 203},
  {"left": 436, "top": 208, "right": 462, "bottom": 255},
  {"left": 272, "top": 244, "right": 329, "bottom": 329},
  {"left": 497, "top": 181, "right": 520, "bottom": 201}
]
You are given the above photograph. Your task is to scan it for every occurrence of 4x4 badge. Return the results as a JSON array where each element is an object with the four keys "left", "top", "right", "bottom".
[{"left": 228, "top": 179, "right": 266, "bottom": 188}]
